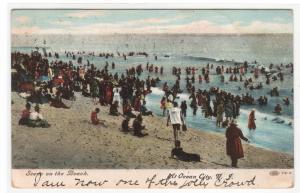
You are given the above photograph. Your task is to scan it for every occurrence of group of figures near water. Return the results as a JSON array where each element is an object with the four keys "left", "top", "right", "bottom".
[{"left": 12, "top": 48, "right": 293, "bottom": 167}]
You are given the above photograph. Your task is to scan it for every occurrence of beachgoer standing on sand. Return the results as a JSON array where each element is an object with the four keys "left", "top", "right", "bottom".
[
  {"left": 216, "top": 102, "right": 224, "bottom": 127},
  {"left": 248, "top": 109, "right": 256, "bottom": 130},
  {"left": 160, "top": 96, "right": 167, "bottom": 116},
  {"left": 167, "top": 102, "right": 184, "bottom": 145},
  {"left": 105, "top": 84, "right": 113, "bottom": 104},
  {"left": 112, "top": 88, "right": 121, "bottom": 105},
  {"left": 225, "top": 98, "right": 234, "bottom": 121},
  {"left": 226, "top": 120, "right": 249, "bottom": 168},
  {"left": 91, "top": 79, "right": 99, "bottom": 105}
]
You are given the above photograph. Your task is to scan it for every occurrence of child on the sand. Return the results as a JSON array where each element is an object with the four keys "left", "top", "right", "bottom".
[{"left": 91, "top": 108, "right": 100, "bottom": 125}]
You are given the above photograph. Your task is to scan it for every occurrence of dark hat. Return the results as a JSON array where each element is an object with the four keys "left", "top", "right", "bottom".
[
  {"left": 26, "top": 103, "right": 31, "bottom": 108},
  {"left": 230, "top": 119, "right": 238, "bottom": 126},
  {"left": 34, "top": 104, "right": 40, "bottom": 111}
]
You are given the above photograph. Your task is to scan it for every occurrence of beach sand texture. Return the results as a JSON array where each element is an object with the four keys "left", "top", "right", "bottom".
[{"left": 11, "top": 92, "right": 293, "bottom": 169}]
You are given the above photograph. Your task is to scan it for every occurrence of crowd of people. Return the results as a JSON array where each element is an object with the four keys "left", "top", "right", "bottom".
[{"left": 12, "top": 49, "right": 293, "bottom": 168}]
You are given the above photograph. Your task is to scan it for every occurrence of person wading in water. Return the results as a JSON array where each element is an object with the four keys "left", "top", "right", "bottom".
[{"left": 248, "top": 109, "right": 256, "bottom": 130}]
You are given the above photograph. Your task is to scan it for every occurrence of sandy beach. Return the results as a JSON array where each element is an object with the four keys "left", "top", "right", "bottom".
[{"left": 11, "top": 91, "right": 293, "bottom": 169}]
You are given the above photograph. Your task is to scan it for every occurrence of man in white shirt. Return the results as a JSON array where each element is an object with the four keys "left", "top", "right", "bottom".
[{"left": 167, "top": 102, "right": 184, "bottom": 145}]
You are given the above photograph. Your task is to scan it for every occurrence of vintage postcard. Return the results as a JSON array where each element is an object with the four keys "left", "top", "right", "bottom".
[{"left": 11, "top": 8, "right": 294, "bottom": 189}]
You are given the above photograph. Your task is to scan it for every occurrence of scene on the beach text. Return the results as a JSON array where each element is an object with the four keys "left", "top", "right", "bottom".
[{"left": 11, "top": 9, "right": 293, "bottom": 169}]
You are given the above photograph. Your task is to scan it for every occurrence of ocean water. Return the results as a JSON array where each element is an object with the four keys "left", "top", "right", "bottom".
[{"left": 12, "top": 34, "right": 294, "bottom": 154}]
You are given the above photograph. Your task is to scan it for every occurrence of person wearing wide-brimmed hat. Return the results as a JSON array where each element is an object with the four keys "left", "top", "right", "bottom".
[{"left": 226, "top": 120, "right": 249, "bottom": 167}]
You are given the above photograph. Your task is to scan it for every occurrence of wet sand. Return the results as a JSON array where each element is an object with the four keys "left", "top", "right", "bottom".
[{"left": 11, "top": 92, "right": 293, "bottom": 169}]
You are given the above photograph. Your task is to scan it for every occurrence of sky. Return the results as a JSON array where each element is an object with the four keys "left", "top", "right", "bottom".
[{"left": 11, "top": 9, "right": 293, "bottom": 35}]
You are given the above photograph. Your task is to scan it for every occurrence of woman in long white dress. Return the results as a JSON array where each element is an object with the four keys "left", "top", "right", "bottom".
[{"left": 113, "top": 87, "right": 121, "bottom": 105}]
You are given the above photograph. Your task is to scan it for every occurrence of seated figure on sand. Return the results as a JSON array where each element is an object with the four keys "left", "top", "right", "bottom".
[
  {"left": 28, "top": 105, "right": 50, "bottom": 128},
  {"left": 121, "top": 116, "right": 130, "bottom": 133},
  {"left": 141, "top": 101, "right": 153, "bottom": 116},
  {"left": 91, "top": 108, "right": 101, "bottom": 125},
  {"left": 50, "top": 90, "right": 70, "bottom": 109},
  {"left": 109, "top": 101, "right": 120, "bottom": 116},
  {"left": 123, "top": 100, "right": 136, "bottom": 118},
  {"left": 132, "top": 114, "right": 148, "bottom": 137},
  {"left": 171, "top": 140, "right": 201, "bottom": 162},
  {"left": 18, "top": 102, "right": 31, "bottom": 125}
]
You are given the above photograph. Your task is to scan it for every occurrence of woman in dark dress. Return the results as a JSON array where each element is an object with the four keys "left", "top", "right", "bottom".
[{"left": 226, "top": 120, "right": 249, "bottom": 167}]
